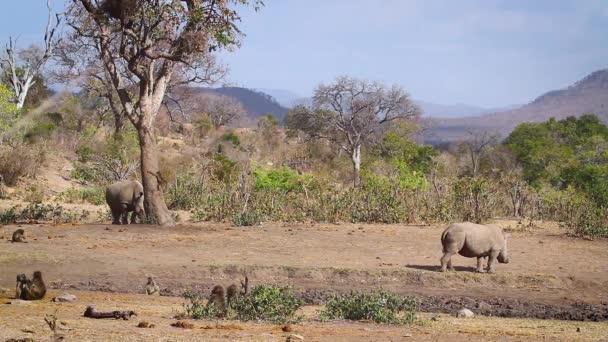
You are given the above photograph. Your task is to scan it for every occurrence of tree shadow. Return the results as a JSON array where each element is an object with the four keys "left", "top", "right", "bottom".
[{"left": 405, "top": 264, "right": 478, "bottom": 273}]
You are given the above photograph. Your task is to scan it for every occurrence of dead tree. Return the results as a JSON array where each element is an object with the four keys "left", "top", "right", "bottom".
[{"left": 0, "top": 0, "right": 61, "bottom": 109}]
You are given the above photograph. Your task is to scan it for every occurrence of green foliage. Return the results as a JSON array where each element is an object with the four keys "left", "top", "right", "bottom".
[
  {"left": 0, "top": 206, "right": 19, "bottom": 224},
  {"left": 221, "top": 132, "right": 241, "bottom": 146},
  {"left": 257, "top": 113, "right": 279, "bottom": 131},
  {"left": 0, "top": 83, "right": 20, "bottom": 133},
  {"left": 232, "top": 210, "right": 261, "bottom": 226},
  {"left": 23, "top": 122, "right": 57, "bottom": 143},
  {"left": 71, "top": 127, "right": 140, "bottom": 184},
  {"left": 230, "top": 284, "right": 302, "bottom": 324},
  {"left": 183, "top": 284, "right": 301, "bottom": 323},
  {"left": 506, "top": 114, "right": 608, "bottom": 207},
  {"left": 321, "top": 290, "right": 417, "bottom": 324},
  {"left": 58, "top": 187, "right": 105, "bottom": 205},
  {"left": 193, "top": 114, "right": 213, "bottom": 138},
  {"left": 0, "top": 203, "right": 91, "bottom": 224},
  {"left": 253, "top": 167, "right": 313, "bottom": 193},
  {"left": 182, "top": 291, "right": 224, "bottom": 319},
  {"left": 377, "top": 131, "right": 436, "bottom": 174}
]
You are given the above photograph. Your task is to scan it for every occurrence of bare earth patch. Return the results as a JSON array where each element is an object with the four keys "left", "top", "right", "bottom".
[{"left": 0, "top": 220, "right": 607, "bottom": 340}]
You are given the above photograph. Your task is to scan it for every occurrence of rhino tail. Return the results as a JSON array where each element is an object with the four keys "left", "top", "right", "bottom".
[{"left": 440, "top": 228, "right": 449, "bottom": 252}]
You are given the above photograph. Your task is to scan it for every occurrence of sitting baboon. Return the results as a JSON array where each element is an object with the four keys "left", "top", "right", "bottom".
[
  {"left": 207, "top": 285, "right": 227, "bottom": 316},
  {"left": 144, "top": 277, "right": 160, "bottom": 296},
  {"left": 20, "top": 271, "right": 46, "bottom": 300},
  {"left": 11, "top": 229, "right": 27, "bottom": 243},
  {"left": 15, "top": 274, "right": 28, "bottom": 299}
]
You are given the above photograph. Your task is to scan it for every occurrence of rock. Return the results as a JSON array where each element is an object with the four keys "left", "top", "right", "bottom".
[
  {"left": 457, "top": 308, "right": 475, "bottom": 318},
  {"left": 286, "top": 334, "right": 304, "bottom": 341},
  {"left": 282, "top": 324, "right": 293, "bottom": 332},
  {"left": 9, "top": 299, "right": 31, "bottom": 305},
  {"left": 52, "top": 294, "right": 77, "bottom": 303},
  {"left": 576, "top": 327, "right": 581, "bottom": 333},
  {"left": 476, "top": 301, "right": 492, "bottom": 312}
]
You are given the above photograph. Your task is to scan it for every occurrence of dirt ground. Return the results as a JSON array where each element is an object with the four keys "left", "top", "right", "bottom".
[{"left": 1, "top": 220, "right": 607, "bottom": 341}]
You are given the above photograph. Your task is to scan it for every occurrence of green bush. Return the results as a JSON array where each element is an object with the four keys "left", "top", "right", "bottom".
[
  {"left": 253, "top": 167, "right": 313, "bottom": 193},
  {"left": 321, "top": 290, "right": 417, "bottom": 324},
  {"left": 182, "top": 291, "right": 224, "bottom": 319},
  {"left": 230, "top": 285, "right": 302, "bottom": 323},
  {"left": 221, "top": 132, "right": 240, "bottom": 146},
  {"left": 0, "top": 203, "right": 90, "bottom": 224},
  {"left": 58, "top": 187, "right": 105, "bottom": 205},
  {"left": 0, "top": 206, "right": 19, "bottom": 224},
  {"left": 232, "top": 210, "right": 261, "bottom": 226},
  {"left": 23, "top": 122, "right": 57, "bottom": 143}
]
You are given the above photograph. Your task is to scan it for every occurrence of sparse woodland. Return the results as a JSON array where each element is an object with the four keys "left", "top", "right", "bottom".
[{"left": 0, "top": 1, "right": 605, "bottom": 238}]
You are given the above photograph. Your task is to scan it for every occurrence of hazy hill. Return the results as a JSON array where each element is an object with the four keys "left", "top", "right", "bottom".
[
  {"left": 186, "top": 86, "right": 289, "bottom": 122},
  {"left": 424, "top": 69, "right": 608, "bottom": 144},
  {"left": 417, "top": 101, "right": 520, "bottom": 118}
]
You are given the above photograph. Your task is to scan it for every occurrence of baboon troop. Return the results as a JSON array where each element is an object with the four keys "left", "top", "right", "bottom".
[
  {"left": 145, "top": 277, "right": 160, "bottom": 296},
  {"left": 11, "top": 229, "right": 27, "bottom": 243},
  {"left": 15, "top": 271, "right": 46, "bottom": 300}
]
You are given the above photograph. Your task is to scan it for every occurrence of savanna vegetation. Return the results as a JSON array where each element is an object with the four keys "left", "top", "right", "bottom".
[{"left": 0, "top": 1, "right": 605, "bottom": 238}]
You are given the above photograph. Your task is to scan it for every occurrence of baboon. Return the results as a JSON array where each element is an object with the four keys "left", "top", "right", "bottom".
[
  {"left": 226, "top": 284, "right": 238, "bottom": 307},
  {"left": 15, "top": 274, "right": 28, "bottom": 299},
  {"left": 11, "top": 229, "right": 27, "bottom": 243},
  {"left": 100, "top": 0, "right": 138, "bottom": 25},
  {"left": 144, "top": 277, "right": 160, "bottom": 296},
  {"left": 20, "top": 271, "right": 46, "bottom": 300},
  {"left": 226, "top": 276, "right": 249, "bottom": 308},
  {"left": 207, "top": 285, "right": 227, "bottom": 316}
]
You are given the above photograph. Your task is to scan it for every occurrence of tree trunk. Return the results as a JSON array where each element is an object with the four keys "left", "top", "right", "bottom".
[
  {"left": 351, "top": 144, "right": 361, "bottom": 187},
  {"left": 137, "top": 123, "right": 174, "bottom": 226}
]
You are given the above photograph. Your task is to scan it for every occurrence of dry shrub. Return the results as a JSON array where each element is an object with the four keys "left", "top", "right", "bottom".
[{"left": 0, "top": 144, "right": 46, "bottom": 186}]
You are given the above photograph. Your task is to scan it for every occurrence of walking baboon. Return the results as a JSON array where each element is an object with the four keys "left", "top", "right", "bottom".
[
  {"left": 11, "top": 229, "right": 27, "bottom": 243},
  {"left": 15, "top": 274, "right": 28, "bottom": 299},
  {"left": 208, "top": 285, "right": 227, "bottom": 316},
  {"left": 20, "top": 271, "right": 46, "bottom": 300},
  {"left": 144, "top": 277, "right": 160, "bottom": 296}
]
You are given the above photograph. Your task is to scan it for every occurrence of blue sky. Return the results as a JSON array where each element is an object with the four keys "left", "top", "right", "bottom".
[{"left": 2, "top": 0, "right": 607, "bottom": 107}]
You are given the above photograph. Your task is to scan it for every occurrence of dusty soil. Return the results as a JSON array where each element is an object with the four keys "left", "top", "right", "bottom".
[
  {"left": 1, "top": 220, "right": 607, "bottom": 340},
  {"left": 1, "top": 290, "right": 608, "bottom": 342}
]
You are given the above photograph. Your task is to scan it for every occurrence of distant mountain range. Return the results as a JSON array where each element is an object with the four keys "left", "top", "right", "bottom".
[
  {"left": 424, "top": 69, "right": 608, "bottom": 145},
  {"left": 415, "top": 101, "right": 521, "bottom": 118},
  {"left": 177, "top": 69, "right": 608, "bottom": 139}
]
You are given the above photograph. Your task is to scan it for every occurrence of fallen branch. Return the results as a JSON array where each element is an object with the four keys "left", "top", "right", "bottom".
[{"left": 84, "top": 305, "right": 136, "bottom": 320}]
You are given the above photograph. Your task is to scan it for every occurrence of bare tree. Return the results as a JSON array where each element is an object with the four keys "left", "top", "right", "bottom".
[
  {"left": 65, "top": 0, "right": 261, "bottom": 226},
  {"left": 0, "top": 0, "right": 61, "bottom": 109},
  {"left": 170, "top": 90, "right": 244, "bottom": 128},
  {"left": 460, "top": 130, "right": 499, "bottom": 177},
  {"left": 286, "top": 76, "right": 420, "bottom": 187}
]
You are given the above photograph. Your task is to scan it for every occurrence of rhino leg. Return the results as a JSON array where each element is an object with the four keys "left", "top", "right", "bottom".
[
  {"left": 475, "top": 257, "right": 485, "bottom": 273},
  {"left": 440, "top": 252, "right": 455, "bottom": 272},
  {"left": 486, "top": 250, "right": 500, "bottom": 273},
  {"left": 111, "top": 208, "right": 121, "bottom": 225},
  {"left": 121, "top": 211, "right": 129, "bottom": 225}
]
